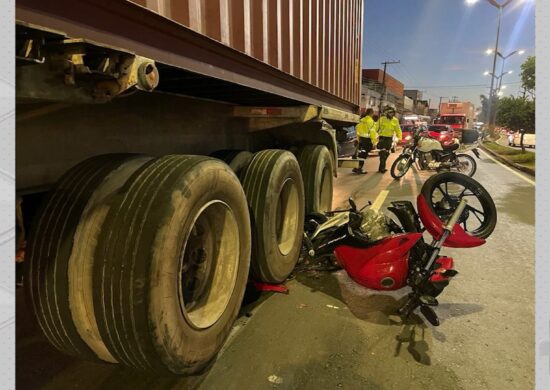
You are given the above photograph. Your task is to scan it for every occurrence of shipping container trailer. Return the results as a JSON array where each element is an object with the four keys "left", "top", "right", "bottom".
[{"left": 16, "top": 0, "right": 364, "bottom": 375}]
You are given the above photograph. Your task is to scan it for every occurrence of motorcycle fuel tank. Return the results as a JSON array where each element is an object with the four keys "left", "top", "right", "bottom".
[
  {"left": 334, "top": 233, "right": 422, "bottom": 290},
  {"left": 417, "top": 137, "right": 443, "bottom": 153}
]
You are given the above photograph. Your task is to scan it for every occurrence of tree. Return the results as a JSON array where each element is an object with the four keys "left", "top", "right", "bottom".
[
  {"left": 479, "top": 94, "right": 500, "bottom": 138},
  {"left": 479, "top": 94, "right": 489, "bottom": 123},
  {"left": 496, "top": 96, "right": 535, "bottom": 152},
  {"left": 520, "top": 56, "right": 535, "bottom": 97}
]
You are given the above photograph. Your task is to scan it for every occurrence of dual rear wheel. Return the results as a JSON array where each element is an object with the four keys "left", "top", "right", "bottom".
[
  {"left": 27, "top": 154, "right": 251, "bottom": 374},
  {"left": 27, "top": 144, "right": 333, "bottom": 373}
]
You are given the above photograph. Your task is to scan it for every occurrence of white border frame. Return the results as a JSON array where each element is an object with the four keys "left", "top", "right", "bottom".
[
  {"left": 0, "top": 0, "right": 15, "bottom": 387},
  {"left": 536, "top": 0, "right": 549, "bottom": 388}
]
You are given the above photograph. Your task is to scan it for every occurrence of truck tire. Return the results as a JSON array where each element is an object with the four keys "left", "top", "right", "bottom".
[
  {"left": 296, "top": 145, "right": 334, "bottom": 214},
  {"left": 93, "top": 155, "right": 251, "bottom": 375},
  {"left": 240, "top": 150, "right": 305, "bottom": 283},
  {"left": 210, "top": 149, "right": 253, "bottom": 176},
  {"left": 25, "top": 154, "right": 151, "bottom": 362}
]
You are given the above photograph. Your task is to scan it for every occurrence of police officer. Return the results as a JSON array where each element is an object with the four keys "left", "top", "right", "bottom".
[
  {"left": 353, "top": 108, "right": 377, "bottom": 174},
  {"left": 375, "top": 107, "right": 402, "bottom": 173}
]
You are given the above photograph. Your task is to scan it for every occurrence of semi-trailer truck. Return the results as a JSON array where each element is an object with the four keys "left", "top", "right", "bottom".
[{"left": 16, "top": 0, "right": 364, "bottom": 375}]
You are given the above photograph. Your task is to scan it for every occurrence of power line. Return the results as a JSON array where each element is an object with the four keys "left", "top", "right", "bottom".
[{"left": 408, "top": 81, "right": 521, "bottom": 89}]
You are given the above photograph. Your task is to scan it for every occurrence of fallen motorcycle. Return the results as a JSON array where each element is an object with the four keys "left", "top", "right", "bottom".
[
  {"left": 390, "top": 127, "right": 480, "bottom": 180},
  {"left": 302, "top": 172, "right": 497, "bottom": 325}
]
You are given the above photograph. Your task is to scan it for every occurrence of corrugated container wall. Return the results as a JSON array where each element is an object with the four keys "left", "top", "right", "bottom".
[{"left": 131, "top": 0, "right": 363, "bottom": 107}]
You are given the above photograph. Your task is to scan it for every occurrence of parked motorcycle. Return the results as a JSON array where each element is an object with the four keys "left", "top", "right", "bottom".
[
  {"left": 390, "top": 128, "right": 480, "bottom": 179},
  {"left": 302, "top": 172, "right": 497, "bottom": 326}
]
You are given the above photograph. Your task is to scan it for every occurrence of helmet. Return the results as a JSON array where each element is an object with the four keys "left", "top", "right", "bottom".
[{"left": 384, "top": 107, "right": 396, "bottom": 115}]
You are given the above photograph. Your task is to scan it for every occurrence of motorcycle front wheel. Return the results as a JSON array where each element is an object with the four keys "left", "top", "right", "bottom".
[
  {"left": 455, "top": 153, "right": 477, "bottom": 177},
  {"left": 420, "top": 172, "right": 497, "bottom": 239},
  {"left": 390, "top": 154, "right": 413, "bottom": 179}
]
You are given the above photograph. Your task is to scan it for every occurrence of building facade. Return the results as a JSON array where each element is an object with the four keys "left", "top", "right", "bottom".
[{"left": 360, "top": 69, "right": 404, "bottom": 116}]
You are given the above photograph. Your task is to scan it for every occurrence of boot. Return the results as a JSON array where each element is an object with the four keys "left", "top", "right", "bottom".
[{"left": 378, "top": 150, "right": 388, "bottom": 173}]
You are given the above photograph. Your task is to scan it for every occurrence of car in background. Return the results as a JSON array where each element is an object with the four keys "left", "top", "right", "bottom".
[
  {"left": 427, "top": 124, "right": 454, "bottom": 138},
  {"left": 511, "top": 132, "right": 536, "bottom": 148},
  {"left": 400, "top": 125, "right": 416, "bottom": 145},
  {"left": 336, "top": 126, "right": 357, "bottom": 157}
]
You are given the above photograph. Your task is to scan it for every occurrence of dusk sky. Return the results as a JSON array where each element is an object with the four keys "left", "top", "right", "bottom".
[{"left": 362, "top": 0, "right": 536, "bottom": 110}]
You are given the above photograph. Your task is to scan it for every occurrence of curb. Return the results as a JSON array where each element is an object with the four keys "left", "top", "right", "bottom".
[{"left": 480, "top": 144, "right": 535, "bottom": 177}]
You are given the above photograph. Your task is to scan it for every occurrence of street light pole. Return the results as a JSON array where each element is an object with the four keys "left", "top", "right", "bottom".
[
  {"left": 379, "top": 60, "right": 400, "bottom": 115},
  {"left": 485, "top": 0, "right": 513, "bottom": 132},
  {"left": 486, "top": 6, "right": 502, "bottom": 130},
  {"left": 495, "top": 50, "right": 523, "bottom": 91}
]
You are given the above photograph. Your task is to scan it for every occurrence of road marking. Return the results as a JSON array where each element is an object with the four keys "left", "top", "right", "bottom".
[
  {"left": 479, "top": 149, "right": 535, "bottom": 186},
  {"left": 371, "top": 190, "right": 389, "bottom": 211}
]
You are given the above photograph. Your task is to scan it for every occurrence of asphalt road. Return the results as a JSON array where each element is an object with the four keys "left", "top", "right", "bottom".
[{"left": 16, "top": 149, "right": 535, "bottom": 390}]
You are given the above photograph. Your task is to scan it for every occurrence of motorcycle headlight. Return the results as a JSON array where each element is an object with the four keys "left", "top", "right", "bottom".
[{"left": 405, "top": 135, "right": 412, "bottom": 141}]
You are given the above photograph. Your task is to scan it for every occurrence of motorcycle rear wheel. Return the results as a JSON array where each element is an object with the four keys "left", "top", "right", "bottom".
[
  {"left": 390, "top": 155, "right": 413, "bottom": 179},
  {"left": 420, "top": 172, "right": 497, "bottom": 239},
  {"left": 455, "top": 153, "right": 477, "bottom": 177}
]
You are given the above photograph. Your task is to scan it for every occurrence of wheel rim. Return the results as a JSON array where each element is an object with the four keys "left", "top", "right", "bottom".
[
  {"left": 319, "top": 165, "right": 332, "bottom": 212},
  {"left": 395, "top": 156, "right": 411, "bottom": 176},
  {"left": 429, "top": 179, "right": 489, "bottom": 236},
  {"left": 457, "top": 156, "right": 474, "bottom": 176},
  {"left": 276, "top": 178, "right": 300, "bottom": 256},
  {"left": 179, "top": 200, "right": 240, "bottom": 329}
]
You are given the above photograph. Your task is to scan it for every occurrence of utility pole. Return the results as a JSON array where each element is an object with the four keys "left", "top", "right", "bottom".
[
  {"left": 438, "top": 96, "right": 448, "bottom": 113},
  {"left": 379, "top": 60, "right": 400, "bottom": 114}
]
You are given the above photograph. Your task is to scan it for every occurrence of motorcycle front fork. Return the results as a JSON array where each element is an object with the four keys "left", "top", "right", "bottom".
[{"left": 398, "top": 200, "right": 467, "bottom": 326}]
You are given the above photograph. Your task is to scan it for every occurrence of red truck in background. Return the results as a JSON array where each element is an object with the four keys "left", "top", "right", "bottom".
[{"left": 435, "top": 102, "right": 476, "bottom": 130}]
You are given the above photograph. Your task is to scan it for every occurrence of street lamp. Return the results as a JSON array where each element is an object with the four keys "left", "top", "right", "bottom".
[
  {"left": 476, "top": 0, "right": 514, "bottom": 130},
  {"left": 496, "top": 50, "right": 523, "bottom": 90},
  {"left": 484, "top": 70, "right": 513, "bottom": 89}
]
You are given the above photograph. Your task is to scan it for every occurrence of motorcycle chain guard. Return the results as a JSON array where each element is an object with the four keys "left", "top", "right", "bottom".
[
  {"left": 334, "top": 233, "right": 422, "bottom": 290},
  {"left": 416, "top": 194, "right": 485, "bottom": 248}
]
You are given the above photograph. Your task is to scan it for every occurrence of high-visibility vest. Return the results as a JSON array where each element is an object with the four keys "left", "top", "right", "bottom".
[
  {"left": 375, "top": 116, "right": 402, "bottom": 140},
  {"left": 355, "top": 116, "right": 377, "bottom": 143}
]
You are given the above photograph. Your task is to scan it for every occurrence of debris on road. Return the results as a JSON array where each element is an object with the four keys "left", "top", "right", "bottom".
[{"left": 267, "top": 374, "right": 283, "bottom": 386}]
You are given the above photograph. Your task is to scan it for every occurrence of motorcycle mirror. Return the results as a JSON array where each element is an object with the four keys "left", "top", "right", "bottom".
[
  {"left": 349, "top": 197, "right": 358, "bottom": 211},
  {"left": 359, "top": 200, "right": 372, "bottom": 212}
]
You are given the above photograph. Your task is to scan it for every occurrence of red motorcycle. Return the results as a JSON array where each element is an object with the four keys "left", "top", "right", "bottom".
[{"left": 302, "top": 172, "right": 497, "bottom": 325}]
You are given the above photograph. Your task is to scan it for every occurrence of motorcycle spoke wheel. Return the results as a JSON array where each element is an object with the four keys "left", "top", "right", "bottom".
[
  {"left": 455, "top": 154, "right": 477, "bottom": 177},
  {"left": 390, "top": 155, "right": 412, "bottom": 179},
  {"left": 421, "top": 172, "right": 497, "bottom": 239}
]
